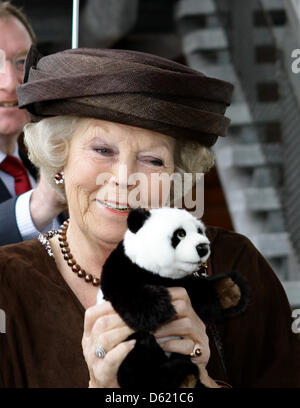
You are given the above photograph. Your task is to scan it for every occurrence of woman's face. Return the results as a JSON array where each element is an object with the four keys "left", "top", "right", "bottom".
[{"left": 64, "top": 119, "right": 175, "bottom": 244}]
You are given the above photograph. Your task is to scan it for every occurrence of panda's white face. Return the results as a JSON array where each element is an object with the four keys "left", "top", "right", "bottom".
[{"left": 123, "top": 208, "right": 210, "bottom": 279}]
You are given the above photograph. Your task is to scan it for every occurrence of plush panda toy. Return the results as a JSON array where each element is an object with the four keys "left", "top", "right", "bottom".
[{"left": 98, "top": 207, "right": 248, "bottom": 388}]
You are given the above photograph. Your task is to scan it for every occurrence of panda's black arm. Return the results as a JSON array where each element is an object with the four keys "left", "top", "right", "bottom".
[{"left": 182, "top": 272, "right": 249, "bottom": 323}]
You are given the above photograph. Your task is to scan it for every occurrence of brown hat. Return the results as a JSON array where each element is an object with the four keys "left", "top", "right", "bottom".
[{"left": 17, "top": 46, "right": 234, "bottom": 147}]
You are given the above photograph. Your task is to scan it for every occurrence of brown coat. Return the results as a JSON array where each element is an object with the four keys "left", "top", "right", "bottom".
[{"left": 0, "top": 226, "right": 299, "bottom": 388}]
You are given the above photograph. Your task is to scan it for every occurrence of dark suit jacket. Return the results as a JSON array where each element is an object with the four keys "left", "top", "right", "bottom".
[{"left": 0, "top": 150, "right": 65, "bottom": 245}]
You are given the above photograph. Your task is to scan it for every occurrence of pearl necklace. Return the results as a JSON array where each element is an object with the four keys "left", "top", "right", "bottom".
[{"left": 58, "top": 219, "right": 100, "bottom": 286}]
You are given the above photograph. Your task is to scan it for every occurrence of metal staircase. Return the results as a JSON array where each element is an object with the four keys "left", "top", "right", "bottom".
[{"left": 175, "top": 0, "right": 300, "bottom": 305}]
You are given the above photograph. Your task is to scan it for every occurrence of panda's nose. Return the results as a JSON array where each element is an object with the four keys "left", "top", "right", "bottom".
[{"left": 196, "top": 243, "right": 209, "bottom": 257}]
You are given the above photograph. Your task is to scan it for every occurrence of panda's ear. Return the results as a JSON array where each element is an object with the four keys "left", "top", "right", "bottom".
[{"left": 127, "top": 208, "right": 151, "bottom": 233}]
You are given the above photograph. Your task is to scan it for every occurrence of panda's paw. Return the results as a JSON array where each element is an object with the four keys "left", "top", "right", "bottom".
[{"left": 215, "top": 277, "right": 241, "bottom": 309}]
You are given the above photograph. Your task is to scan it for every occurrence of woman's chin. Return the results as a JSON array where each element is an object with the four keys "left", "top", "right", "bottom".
[{"left": 84, "top": 201, "right": 128, "bottom": 243}]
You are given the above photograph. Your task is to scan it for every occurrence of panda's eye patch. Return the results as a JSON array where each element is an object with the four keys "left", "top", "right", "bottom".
[
  {"left": 171, "top": 228, "right": 186, "bottom": 248},
  {"left": 176, "top": 229, "right": 186, "bottom": 240}
]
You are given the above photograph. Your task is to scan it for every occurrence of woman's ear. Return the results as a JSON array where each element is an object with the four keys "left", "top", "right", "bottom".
[{"left": 127, "top": 208, "right": 151, "bottom": 233}]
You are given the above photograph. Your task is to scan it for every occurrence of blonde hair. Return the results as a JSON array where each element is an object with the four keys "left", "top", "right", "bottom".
[{"left": 24, "top": 116, "right": 215, "bottom": 204}]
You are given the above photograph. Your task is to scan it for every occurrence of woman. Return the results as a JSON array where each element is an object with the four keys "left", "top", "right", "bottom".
[{"left": 0, "top": 46, "right": 299, "bottom": 388}]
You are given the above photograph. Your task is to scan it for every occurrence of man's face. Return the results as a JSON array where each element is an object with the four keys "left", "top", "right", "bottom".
[{"left": 0, "top": 16, "right": 32, "bottom": 139}]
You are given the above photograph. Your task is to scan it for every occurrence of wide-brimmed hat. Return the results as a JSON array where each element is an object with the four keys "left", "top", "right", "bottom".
[{"left": 17, "top": 46, "right": 234, "bottom": 147}]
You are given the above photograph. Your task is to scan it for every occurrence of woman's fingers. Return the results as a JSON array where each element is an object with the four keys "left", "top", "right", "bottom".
[
  {"left": 152, "top": 286, "right": 211, "bottom": 371},
  {"left": 154, "top": 317, "right": 193, "bottom": 338},
  {"left": 87, "top": 339, "right": 136, "bottom": 388},
  {"left": 94, "top": 339, "right": 136, "bottom": 381},
  {"left": 93, "top": 325, "right": 134, "bottom": 354},
  {"left": 84, "top": 301, "right": 115, "bottom": 335},
  {"left": 92, "top": 312, "right": 130, "bottom": 336},
  {"left": 168, "top": 287, "right": 191, "bottom": 302},
  {"left": 82, "top": 302, "right": 136, "bottom": 387},
  {"left": 87, "top": 337, "right": 136, "bottom": 388},
  {"left": 158, "top": 337, "right": 194, "bottom": 355}
]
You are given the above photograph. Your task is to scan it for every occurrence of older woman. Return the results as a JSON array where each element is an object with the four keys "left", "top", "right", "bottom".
[{"left": 0, "top": 46, "right": 299, "bottom": 388}]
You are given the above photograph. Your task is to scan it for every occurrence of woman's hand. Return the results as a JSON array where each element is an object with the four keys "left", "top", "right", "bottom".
[
  {"left": 82, "top": 301, "right": 136, "bottom": 388},
  {"left": 153, "top": 287, "right": 221, "bottom": 388}
]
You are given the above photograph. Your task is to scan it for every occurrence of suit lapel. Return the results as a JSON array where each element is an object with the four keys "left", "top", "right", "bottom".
[{"left": 0, "top": 177, "right": 12, "bottom": 203}]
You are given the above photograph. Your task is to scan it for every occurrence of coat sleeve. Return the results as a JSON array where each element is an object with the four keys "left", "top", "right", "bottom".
[
  {"left": 0, "top": 198, "right": 23, "bottom": 246},
  {"left": 216, "top": 235, "right": 300, "bottom": 387}
]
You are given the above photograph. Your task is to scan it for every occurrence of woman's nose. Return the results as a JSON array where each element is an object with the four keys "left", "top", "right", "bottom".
[{"left": 112, "top": 159, "right": 138, "bottom": 189}]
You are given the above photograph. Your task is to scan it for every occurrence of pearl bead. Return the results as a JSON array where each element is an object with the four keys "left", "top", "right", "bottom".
[
  {"left": 72, "top": 264, "right": 80, "bottom": 272},
  {"left": 92, "top": 277, "right": 100, "bottom": 286},
  {"left": 77, "top": 270, "right": 86, "bottom": 278},
  {"left": 58, "top": 220, "right": 99, "bottom": 286}
]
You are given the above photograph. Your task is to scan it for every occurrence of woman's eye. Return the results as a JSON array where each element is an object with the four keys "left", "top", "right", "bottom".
[
  {"left": 143, "top": 157, "right": 164, "bottom": 167},
  {"left": 94, "top": 147, "right": 114, "bottom": 156}
]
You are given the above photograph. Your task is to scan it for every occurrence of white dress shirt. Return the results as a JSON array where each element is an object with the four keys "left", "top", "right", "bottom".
[{"left": 0, "top": 145, "right": 59, "bottom": 240}]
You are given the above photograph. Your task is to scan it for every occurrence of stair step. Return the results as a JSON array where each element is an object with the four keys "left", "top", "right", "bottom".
[
  {"left": 226, "top": 103, "right": 252, "bottom": 125},
  {"left": 217, "top": 144, "right": 282, "bottom": 167},
  {"left": 230, "top": 188, "right": 280, "bottom": 211},
  {"left": 260, "top": 0, "right": 284, "bottom": 9},
  {"left": 182, "top": 28, "right": 228, "bottom": 52},
  {"left": 251, "top": 233, "right": 290, "bottom": 257},
  {"left": 253, "top": 27, "right": 285, "bottom": 46},
  {"left": 175, "top": 0, "right": 216, "bottom": 18},
  {"left": 185, "top": 60, "right": 238, "bottom": 83}
]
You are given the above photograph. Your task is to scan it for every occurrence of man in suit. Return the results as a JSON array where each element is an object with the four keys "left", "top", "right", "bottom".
[{"left": 0, "top": 2, "right": 64, "bottom": 245}]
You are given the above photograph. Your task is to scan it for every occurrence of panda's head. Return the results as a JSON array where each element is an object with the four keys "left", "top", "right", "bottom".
[{"left": 123, "top": 207, "right": 210, "bottom": 279}]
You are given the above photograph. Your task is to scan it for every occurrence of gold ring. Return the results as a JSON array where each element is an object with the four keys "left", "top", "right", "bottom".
[{"left": 189, "top": 343, "right": 203, "bottom": 357}]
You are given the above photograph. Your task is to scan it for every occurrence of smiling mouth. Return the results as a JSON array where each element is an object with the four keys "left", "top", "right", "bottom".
[{"left": 0, "top": 102, "right": 18, "bottom": 107}]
